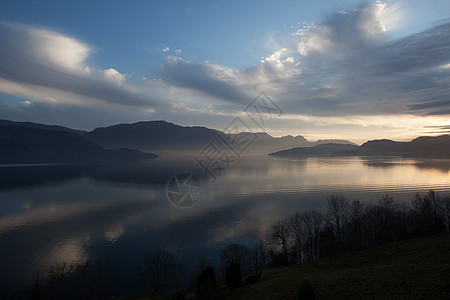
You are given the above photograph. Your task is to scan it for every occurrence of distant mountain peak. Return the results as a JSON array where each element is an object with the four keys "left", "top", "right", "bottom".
[{"left": 272, "top": 134, "right": 450, "bottom": 158}]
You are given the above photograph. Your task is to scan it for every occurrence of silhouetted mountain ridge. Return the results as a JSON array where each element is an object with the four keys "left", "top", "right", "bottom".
[
  {"left": 269, "top": 143, "right": 359, "bottom": 157},
  {"left": 0, "top": 126, "right": 156, "bottom": 164},
  {"left": 0, "top": 119, "right": 356, "bottom": 155},
  {"left": 86, "top": 120, "right": 221, "bottom": 152},
  {"left": 0, "top": 119, "right": 86, "bottom": 135},
  {"left": 85, "top": 121, "right": 356, "bottom": 154},
  {"left": 270, "top": 135, "right": 450, "bottom": 158}
]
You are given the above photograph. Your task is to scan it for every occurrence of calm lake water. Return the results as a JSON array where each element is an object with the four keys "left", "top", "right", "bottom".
[{"left": 1, "top": 155, "right": 450, "bottom": 296}]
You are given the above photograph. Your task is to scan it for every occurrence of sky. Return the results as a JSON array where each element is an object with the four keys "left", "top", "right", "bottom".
[{"left": 0, "top": 0, "right": 450, "bottom": 144}]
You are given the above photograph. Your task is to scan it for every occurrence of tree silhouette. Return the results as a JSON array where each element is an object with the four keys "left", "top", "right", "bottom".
[
  {"left": 225, "top": 262, "right": 241, "bottom": 289},
  {"left": 219, "top": 243, "right": 249, "bottom": 274},
  {"left": 272, "top": 219, "right": 292, "bottom": 265},
  {"left": 443, "top": 196, "right": 450, "bottom": 232},
  {"left": 288, "top": 212, "right": 304, "bottom": 263},
  {"left": 139, "top": 250, "right": 175, "bottom": 291},
  {"left": 196, "top": 266, "right": 216, "bottom": 298},
  {"left": 327, "top": 195, "right": 349, "bottom": 251}
]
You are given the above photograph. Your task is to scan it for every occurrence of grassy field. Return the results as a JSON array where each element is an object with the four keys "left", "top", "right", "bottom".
[{"left": 122, "top": 233, "right": 450, "bottom": 299}]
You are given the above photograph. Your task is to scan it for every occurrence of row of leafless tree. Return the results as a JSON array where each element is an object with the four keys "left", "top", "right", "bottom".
[
  {"left": 268, "top": 191, "right": 450, "bottom": 266},
  {"left": 31, "top": 260, "right": 115, "bottom": 300},
  {"left": 136, "top": 191, "right": 450, "bottom": 293}
]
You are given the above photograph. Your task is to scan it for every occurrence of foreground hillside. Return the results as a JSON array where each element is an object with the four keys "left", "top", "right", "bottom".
[{"left": 123, "top": 233, "right": 450, "bottom": 299}]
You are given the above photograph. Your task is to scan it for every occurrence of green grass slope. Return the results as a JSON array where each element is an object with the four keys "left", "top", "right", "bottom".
[{"left": 122, "top": 233, "right": 450, "bottom": 300}]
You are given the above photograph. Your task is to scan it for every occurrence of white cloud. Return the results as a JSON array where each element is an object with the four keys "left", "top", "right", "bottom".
[
  {"left": 103, "top": 68, "right": 126, "bottom": 84},
  {"left": 160, "top": 47, "right": 301, "bottom": 104},
  {"left": 30, "top": 28, "right": 91, "bottom": 72},
  {"left": 162, "top": 46, "right": 170, "bottom": 52},
  {"left": 20, "top": 100, "right": 32, "bottom": 107},
  {"left": 296, "top": 2, "right": 399, "bottom": 56},
  {"left": 175, "top": 49, "right": 182, "bottom": 54},
  {"left": 0, "top": 23, "right": 163, "bottom": 108},
  {"left": 259, "top": 48, "right": 301, "bottom": 77}
]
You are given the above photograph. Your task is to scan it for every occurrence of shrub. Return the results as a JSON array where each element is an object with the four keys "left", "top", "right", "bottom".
[
  {"left": 242, "top": 271, "right": 262, "bottom": 286},
  {"left": 297, "top": 280, "right": 316, "bottom": 300},
  {"left": 225, "top": 262, "right": 241, "bottom": 289},
  {"left": 196, "top": 266, "right": 216, "bottom": 298}
]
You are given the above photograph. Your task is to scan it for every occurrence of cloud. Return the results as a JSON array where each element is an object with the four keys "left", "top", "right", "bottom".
[
  {"left": 103, "top": 68, "right": 126, "bottom": 84},
  {"left": 424, "top": 125, "right": 450, "bottom": 134},
  {"left": 20, "top": 100, "right": 32, "bottom": 107},
  {"left": 30, "top": 28, "right": 91, "bottom": 71},
  {"left": 295, "top": 2, "right": 398, "bottom": 56},
  {"left": 1, "top": 2, "right": 449, "bottom": 139},
  {"left": 159, "top": 48, "right": 301, "bottom": 105},
  {"left": 160, "top": 57, "right": 251, "bottom": 104},
  {"left": 157, "top": 2, "right": 396, "bottom": 107},
  {"left": 0, "top": 23, "right": 162, "bottom": 108},
  {"left": 245, "top": 48, "right": 301, "bottom": 80},
  {"left": 0, "top": 93, "right": 157, "bottom": 130},
  {"left": 159, "top": 2, "right": 450, "bottom": 121}
]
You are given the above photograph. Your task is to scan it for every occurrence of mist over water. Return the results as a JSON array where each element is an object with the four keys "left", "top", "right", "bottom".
[{"left": 1, "top": 155, "right": 450, "bottom": 295}]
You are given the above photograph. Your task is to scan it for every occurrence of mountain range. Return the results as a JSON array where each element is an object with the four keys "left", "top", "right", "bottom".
[
  {"left": 1, "top": 119, "right": 352, "bottom": 163},
  {"left": 0, "top": 125, "right": 156, "bottom": 164},
  {"left": 0, "top": 119, "right": 86, "bottom": 135},
  {"left": 84, "top": 120, "right": 355, "bottom": 154},
  {"left": 1, "top": 118, "right": 449, "bottom": 164},
  {"left": 270, "top": 135, "right": 450, "bottom": 158}
]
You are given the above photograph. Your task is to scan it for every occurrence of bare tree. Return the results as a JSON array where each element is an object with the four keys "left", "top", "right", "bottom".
[
  {"left": 379, "top": 194, "right": 396, "bottom": 242},
  {"left": 327, "top": 194, "right": 349, "bottom": 250},
  {"left": 443, "top": 196, "right": 450, "bottom": 232},
  {"left": 425, "top": 190, "right": 443, "bottom": 232},
  {"left": 346, "top": 199, "right": 364, "bottom": 250},
  {"left": 171, "top": 262, "right": 188, "bottom": 290},
  {"left": 31, "top": 260, "right": 117, "bottom": 300},
  {"left": 398, "top": 201, "right": 411, "bottom": 239},
  {"left": 288, "top": 212, "right": 304, "bottom": 263},
  {"left": 46, "top": 262, "right": 75, "bottom": 300},
  {"left": 302, "top": 210, "right": 323, "bottom": 261},
  {"left": 413, "top": 192, "right": 436, "bottom": 235},
  {"left": 248, "top": 240, "right": 266, "bottom": 272},
  {"left": 311, "top": 210, "right": 323, "bottom": 259},
  {"left": 139, "top": 250, "right": 175, "bottom": 291},
  {"left": 272, "top": 219, "right": 291, "bottom": 264},
  {"left": 219, "top": 243, "right": 250, "bottom": 274},
  {"left": 31, "top": 271, "right": 44, "bottom": 300}
]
